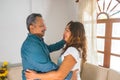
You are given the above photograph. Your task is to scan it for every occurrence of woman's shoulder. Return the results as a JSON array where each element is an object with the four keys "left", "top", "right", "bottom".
[
  {"left": 66, "top": 47, "right": 79, "bottom": 52},
  {"left": 64, "top": 47, "right": 80, "bottom": 57}
]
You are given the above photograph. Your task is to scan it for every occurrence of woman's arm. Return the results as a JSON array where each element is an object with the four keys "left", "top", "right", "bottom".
[{"left": 25, "top": 54, "right": 76, "bottom": 80}]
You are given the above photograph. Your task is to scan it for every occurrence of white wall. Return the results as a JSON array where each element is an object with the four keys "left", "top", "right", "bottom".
[
  {"left": 0, "top": 0, "right": 78, "bottom": 64},
  {"left": 0, "top": 0, "right": 30, "bottom": 64}
]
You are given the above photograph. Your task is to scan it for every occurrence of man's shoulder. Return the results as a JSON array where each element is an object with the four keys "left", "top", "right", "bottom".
[{"left": 21, "top": 37, "right": 33, "bottom": 50}]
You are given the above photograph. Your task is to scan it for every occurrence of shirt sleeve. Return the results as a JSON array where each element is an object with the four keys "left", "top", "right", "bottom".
[{"left": 46, "top": 40, "right": 65, "bottom": 52}]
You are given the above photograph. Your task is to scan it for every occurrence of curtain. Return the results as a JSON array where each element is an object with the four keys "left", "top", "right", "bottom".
[{"left": 78, "top": 0, "right": 98, "bottom": 65}]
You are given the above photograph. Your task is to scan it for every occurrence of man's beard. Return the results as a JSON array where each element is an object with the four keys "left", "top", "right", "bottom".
[
  {"left": 36, "top": 34, "right": 43, "bottom": 38},
  {"left": 35, "top": 32, "right": 45, "bottom": 38}
]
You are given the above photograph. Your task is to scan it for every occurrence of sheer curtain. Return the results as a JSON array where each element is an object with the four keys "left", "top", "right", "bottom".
[{"left": 78, "top": 0, "right": 98, "bottom": 64}]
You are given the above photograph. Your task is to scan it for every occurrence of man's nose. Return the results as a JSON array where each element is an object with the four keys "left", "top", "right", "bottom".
[{"left": 44, "top": 26, "right": 47, "bottom": 31}]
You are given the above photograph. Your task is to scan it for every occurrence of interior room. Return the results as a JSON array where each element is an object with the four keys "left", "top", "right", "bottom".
[{"left": 0, "top": 0, "right": 120, "bottom": 80}]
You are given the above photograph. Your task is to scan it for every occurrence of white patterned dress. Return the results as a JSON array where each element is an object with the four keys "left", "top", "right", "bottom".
[{"left": 58, "top": 47, "right": 81, "bottom": 80}]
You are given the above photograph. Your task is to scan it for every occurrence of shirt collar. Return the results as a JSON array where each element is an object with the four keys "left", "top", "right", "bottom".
[{"left": 28, "top": 33, "right": 44, "bottom": 41}]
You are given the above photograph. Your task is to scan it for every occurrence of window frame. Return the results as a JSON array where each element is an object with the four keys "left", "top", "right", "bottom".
[{"left": 97, "top": 18, "right": 120, "bottom": 68}]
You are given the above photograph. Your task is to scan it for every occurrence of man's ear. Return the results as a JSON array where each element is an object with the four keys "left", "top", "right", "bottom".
[{"left": 29, "top": 25, "right": 34, "bottom": 33}]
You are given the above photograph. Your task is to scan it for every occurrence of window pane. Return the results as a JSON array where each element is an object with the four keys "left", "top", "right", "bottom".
[
  {"left": 110, "top": 55, "right": 120, "bottom": 72},
  {"left": 98, "top": 53, "right": 104, "bottom": 66},
  {"left": 97, "top": 38, "right": 105, "bottom": 51},
  {"left": 111, "top": 40, "right": 120, "bottom": 54},
  {"left": 112, "top": 23, "right": 120, "bottom": 37},
  {"left": 97, "top": 23, "right": 105, "bottom": 36},
  {"left": 97, "top": 0, "right": 120, "bottom": 19},
  {"left": 109, "top": 0, "right": 120, "bottom": 18},
  {"left": 98, "top": 13, "right": 108, "bottom": 19}
]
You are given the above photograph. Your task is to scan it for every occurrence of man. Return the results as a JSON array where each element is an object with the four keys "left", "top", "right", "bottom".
[{"left": 21, "top": 13, "right": 72, "bottom": 80}]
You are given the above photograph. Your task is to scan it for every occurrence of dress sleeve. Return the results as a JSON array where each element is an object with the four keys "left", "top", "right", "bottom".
[{"left": 63, "top": 47, "right": 79, "bottom": 62}]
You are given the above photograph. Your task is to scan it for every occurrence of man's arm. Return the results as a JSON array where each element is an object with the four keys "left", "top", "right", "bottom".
[
  {"left": 26, "top": 57, "right": 58, "bottom": 72},
  {"left": 21, "top": 45, "right": 58, "bottom": 72},
  {"left": 47, "top": 40, "right": 65, "bottom": 52}
]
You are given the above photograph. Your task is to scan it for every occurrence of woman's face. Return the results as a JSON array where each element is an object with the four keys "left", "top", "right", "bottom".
[{"left": 63, "top": 26, "right": 71, "bottom": 42}]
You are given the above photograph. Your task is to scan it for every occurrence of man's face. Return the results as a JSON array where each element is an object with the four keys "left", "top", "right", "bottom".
[{"left": 30, "top": 17, "right": 46, "bottom": 37}]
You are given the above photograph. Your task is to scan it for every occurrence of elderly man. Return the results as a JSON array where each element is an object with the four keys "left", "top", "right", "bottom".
[{"left": 21, "top": 13, "right": 72, "bottom": 80}]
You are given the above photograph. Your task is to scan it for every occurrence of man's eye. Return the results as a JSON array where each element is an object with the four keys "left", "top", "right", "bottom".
[
  {"left": 39, "top": 25, "right": 44, "bottom": 27},
  {"left": 66, "top": 29, "right": 69, "bottom": 32}
]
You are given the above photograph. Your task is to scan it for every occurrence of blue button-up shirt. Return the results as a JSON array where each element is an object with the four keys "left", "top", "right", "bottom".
[{"left": 21, "top": 33, "right": 72, "bottom": 80}]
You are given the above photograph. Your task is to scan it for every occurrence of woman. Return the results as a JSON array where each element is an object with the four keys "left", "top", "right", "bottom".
[{"left": 25, "top": 21, "right": 87, "bottom": 80}]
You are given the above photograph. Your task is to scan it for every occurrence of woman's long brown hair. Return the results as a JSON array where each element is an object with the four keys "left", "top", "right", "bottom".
[{"left": 62, "top": 21, "right": 87, "bottom": 75}]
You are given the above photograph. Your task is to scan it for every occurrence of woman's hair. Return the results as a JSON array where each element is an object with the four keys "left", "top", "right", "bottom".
[{"left": 63, "top": 21, "right": 87, "bottom": 66}]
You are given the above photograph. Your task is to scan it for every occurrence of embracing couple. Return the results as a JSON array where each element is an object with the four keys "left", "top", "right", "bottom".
[{"left": 21, "top": 13, "right": 87, "bottom": 80}]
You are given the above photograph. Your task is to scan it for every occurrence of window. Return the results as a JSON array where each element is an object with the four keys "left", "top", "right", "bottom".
[{"left": 97, "top": 0, "right": 120, "bottom": 72}]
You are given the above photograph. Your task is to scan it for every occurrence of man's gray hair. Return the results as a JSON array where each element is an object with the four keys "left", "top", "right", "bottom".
[{"left": 26, "top": 13, "right": 42, "bottom": 31}]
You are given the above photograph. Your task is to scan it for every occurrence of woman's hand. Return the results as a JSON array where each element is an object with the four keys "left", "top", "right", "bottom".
[
  {"left": 25, "top": 69, "right": 40, "bottom": 80},
  {"left": 71, "top": 69, "right": 79, "bottom": 80},
  {"left": 25, "top": 70, "right": 57, "bottom": 80}
]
